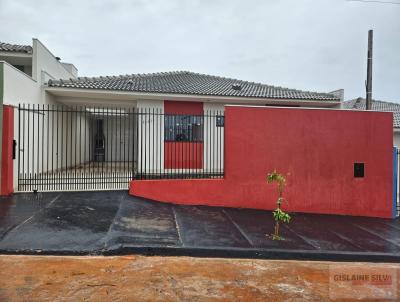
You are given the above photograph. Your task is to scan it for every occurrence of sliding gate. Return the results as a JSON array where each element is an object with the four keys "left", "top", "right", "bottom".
[{"left": 16, "top": 104, "right": 224, "bottom": 192}]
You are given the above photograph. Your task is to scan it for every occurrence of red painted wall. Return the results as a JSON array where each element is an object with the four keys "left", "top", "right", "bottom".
[
  {"left": 164, "top": 101, "right": 203, "bottom": 115},
  {"left": 164, "top": 101, "right": 204, "bottom": 169},
  {"left": 130, "top": 106, "right": 393, "bottom": 218},
  {"left": 1, "top": 105, "right": 14, "bottom": 196},
  {"left": 164, "top": 142, "right": 203, "bottom": 169}
]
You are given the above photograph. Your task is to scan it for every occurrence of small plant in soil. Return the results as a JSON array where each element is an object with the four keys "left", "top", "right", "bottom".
[{"left": 267, "top": 170, "right": 291, "bottom": 240}]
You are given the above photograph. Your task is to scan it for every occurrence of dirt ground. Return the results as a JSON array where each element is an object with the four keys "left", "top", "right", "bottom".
[{"left": 0, "top": 255, "right": 399, "bottom": 301}]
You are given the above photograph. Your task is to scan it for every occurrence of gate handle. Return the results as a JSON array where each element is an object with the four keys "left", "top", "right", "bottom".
[{"left": 13, "top": 140, "right": 17, "bottom": 160}]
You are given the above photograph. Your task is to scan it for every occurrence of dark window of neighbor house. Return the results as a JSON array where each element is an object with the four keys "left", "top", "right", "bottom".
[
  {"left": 13, "top": 65, "right": 25, "bottom": 72},
  {"left": 164, "top": 115, "right": 204, "bottom": 142},
  {"left": 354, "top": 162, "right": 365, "bottom": 178}
]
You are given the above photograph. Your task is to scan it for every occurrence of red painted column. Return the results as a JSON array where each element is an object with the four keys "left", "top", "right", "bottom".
[
  {"left": 164, "top": 101, "right": 204, "bottom": 169},
  {"left": 1, "top": 105, "right": 14, "bottom": 196}
]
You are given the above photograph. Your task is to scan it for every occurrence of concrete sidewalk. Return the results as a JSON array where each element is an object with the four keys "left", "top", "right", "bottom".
[{"left": 0, "top": 191, "right": 400, "bottom": 262}]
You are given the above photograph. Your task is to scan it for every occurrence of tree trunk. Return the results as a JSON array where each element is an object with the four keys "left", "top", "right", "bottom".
[{"left": 275, "top": 221, "right": 280, "bottom": 237}]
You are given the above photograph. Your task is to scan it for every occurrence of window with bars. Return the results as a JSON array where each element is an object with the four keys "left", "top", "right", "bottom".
[{"left": 164, "top": 115, "right": 204, "bottom": 142}]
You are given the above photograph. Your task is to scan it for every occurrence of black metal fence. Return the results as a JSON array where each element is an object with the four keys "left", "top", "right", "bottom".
[{"left": 17, "top": 104, "right": 224, "bottom": 192}]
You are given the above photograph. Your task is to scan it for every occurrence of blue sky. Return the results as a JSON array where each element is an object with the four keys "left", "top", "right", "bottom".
[{"left": 1, "top": 0, "right": 399, "bottom": 101}]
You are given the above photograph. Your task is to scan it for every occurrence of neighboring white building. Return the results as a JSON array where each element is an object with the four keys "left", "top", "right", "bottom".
[
  {"left": 0, "top": 39, "right": 78, "bottom": 107},
  {"left": 343, "top": 98, "right": 400, "bottom": 148},
  {"left": 1, "top": 39, "right": 343, "bottom": 192}
]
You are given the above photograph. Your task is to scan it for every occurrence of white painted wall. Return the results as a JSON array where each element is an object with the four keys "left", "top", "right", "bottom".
[
  {"left": 136, "top": 99, "right": 164, "bottom": 174},
  {"left": 32, "top": 39, "right": 77, "bottom": 84},
  {"left": 203, "top": 103, "right": 224, "bottom": 174},
  {"left": 2, "top": 62, "right": 38, "bottom": 106},
  {"left": 103, "top": 114, "right": 134, "bottom": 163},
  {"left": 394, "top": 131, "right": 400, "bottom": 148}
]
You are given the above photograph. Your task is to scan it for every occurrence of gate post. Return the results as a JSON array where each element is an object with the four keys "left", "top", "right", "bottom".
[{"left": 1, "top": 105, "right": 14, "bottom": 196}]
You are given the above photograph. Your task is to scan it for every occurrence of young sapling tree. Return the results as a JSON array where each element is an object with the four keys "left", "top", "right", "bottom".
[{"left": 267, "top": 170, "right": 291, "bottom": 240}]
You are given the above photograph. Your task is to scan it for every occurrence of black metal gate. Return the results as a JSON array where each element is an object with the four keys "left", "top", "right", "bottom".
[{"left": 17, "top": 104, "right": 224, "bottom": 192}]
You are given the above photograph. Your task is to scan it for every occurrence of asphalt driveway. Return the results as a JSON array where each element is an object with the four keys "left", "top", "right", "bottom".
[{"left": 0, "top": 191, "right": 400, "bottom": 262}]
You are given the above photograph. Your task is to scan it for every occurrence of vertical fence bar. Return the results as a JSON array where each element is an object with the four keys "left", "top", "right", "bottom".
[
  {"left": 163, "top": 112, "right": 166, "bottom": 179},
  {"left": 164, "top": 111, "right": 166, "bottom": 178},
  {"left": 173, "top": 113, "right": 175, "bottom": 178},
  {"left": 101, "top": 107, "right": 105, "bottom": 189},
  {"left": 152, "top": 107, "right": 154, "bottom": 179},
  {"left": 31, "top": 103, "right": 35, "bottom": 190},
  {"left": 159, "top": 108, "right": 161, "bottom": 178},
  {"left": 79, "top": 106, "right": 82, "bottom": 190},
  {"left": 195, "top": 114, "right": 198, "bottom": 178},
  {"left": 181, "top": 114, "right": 183, "bottom": 178},
  {"left": 40, "top": 104, "right": 43, "bottom": 190},
  {"left": 123, "top": 107, "right": 126, "bottom": 187},
  {"left": 121, "top": 107, "right": 123, "bottom": 188},
  {"left": 160, "top": 109, "right": 162, "bottom": 178},
  {"left": 63, "top": 106, "right": 67, "bottom": 191},
  {"left": 134, "top": 107, "right": 137, "bottom": 182},
  {"left": 115, "top": 107, "right": 118, "bottom": 186},
  {"left": 95, "top": 107, "right": 98, "bottom": 189},
  {"left": 142, "top": 107, "right": 145, "bottom": 179},
  {"left": 57, "top": 105, "right": 60, "bottom": 190},
  {"left": 220, "top": 111, "right": 222, "bottom": 177},
  {"left": 46, "top": 104, "right": 49, "bottom": 190},
  {"left": 216, "top": 111, "right": 219, "bottom": 177},
  {"left": 221, "top": 111, "right": 223, "bottom": 177},
  {"left": 118, "top": 107, "right": 121, "bottom": 185},
  {"left": 106, "top": 107, "right": 109, "bottom": 188},
  {"left": 27, "top": 104, "right": 31, "bottom": 191},
  {"left": 60, "top": 106, "right": 63, "bottom": 191},
  {"left": 33, "top": 104, "right": 40, "bottom": 190},
  {"left": 123, "top": 108, "right": 126, "bottom": 186},
  {"left": 207, "top": 110, "right": 210, "bottom": 178},
  {"left": 17, "top": 104, "right": 21, "bottom": 191},
  {"left": 145, "top": 107, "right": 148, "bottom": 179},
  {"left": 52, "top": 105, "right": 55, "bottom": 190},
  {"left": 114, "top": 107, "right": 116, "bottom": 188},
  {"left": 134, "top": 108, "right": 137, "bottom": 179},
  {"left": 88, "top": 110, "right": 90, "bottom": 192},
  {"left": 127, "top": 107, "right": 131, "bottom": 186},
  {"left": 73, "top": 106, "right": 77, "bottom": 190},
  {"left": 137, "top": 108, "right": 139, "bottom": 179},
  {"left": 84, "top": 106, "right": 87, "bottom": 191}
]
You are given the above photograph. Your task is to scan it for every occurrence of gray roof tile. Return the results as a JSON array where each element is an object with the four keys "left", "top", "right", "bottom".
[
  {"left": 0, "top": 42, "right": 32, "bottom": 54},
  {"left": 343, "top": 98, "right": 400, "bottom": 128},
  {"left": 47, "top": 71, "right": 340, "bottom": 102}
]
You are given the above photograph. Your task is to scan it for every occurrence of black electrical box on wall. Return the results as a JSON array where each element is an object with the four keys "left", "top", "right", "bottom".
[{"left": 354, "top": 163, "right": 365, "bottom": 178}]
